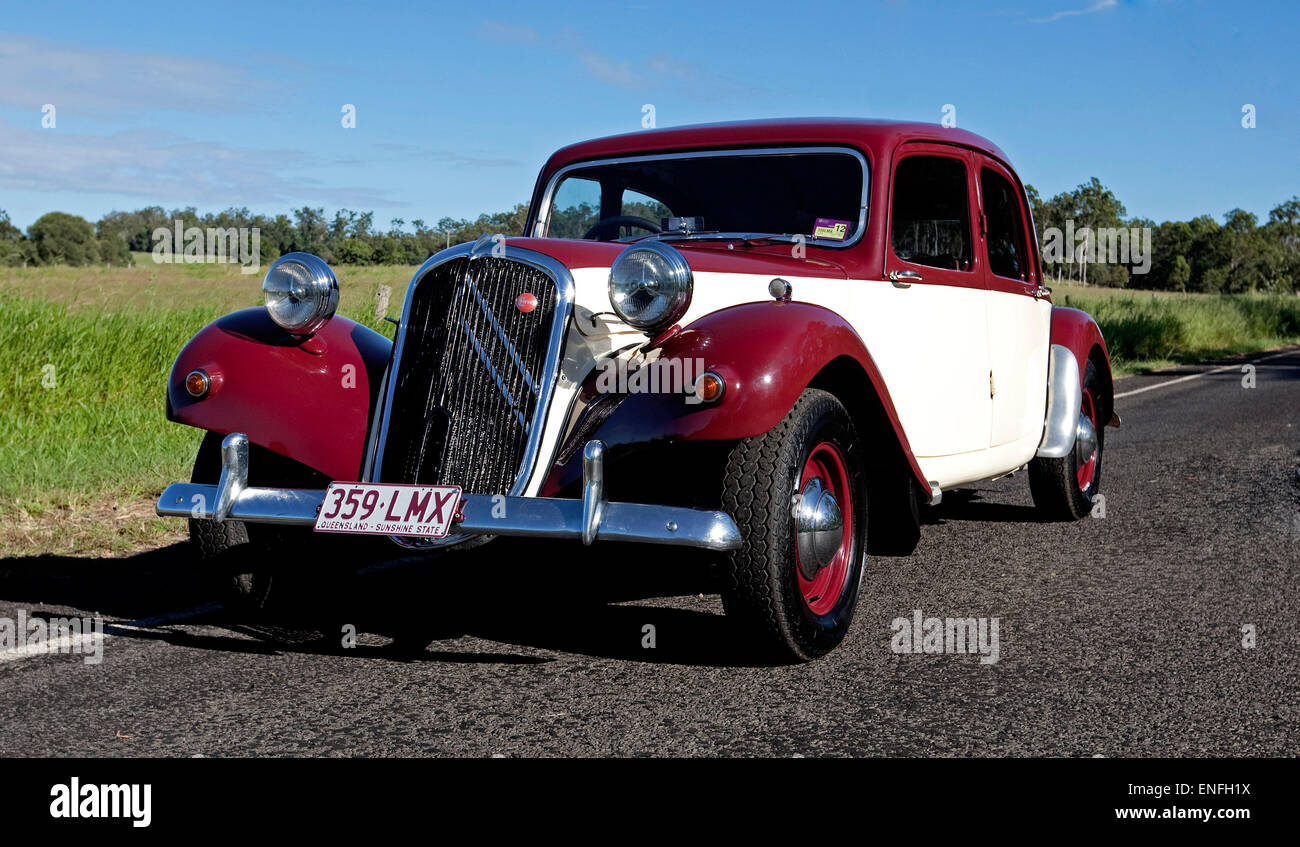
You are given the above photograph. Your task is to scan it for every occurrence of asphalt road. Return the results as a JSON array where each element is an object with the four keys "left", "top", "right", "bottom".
[{"left": 1, "top": 348, "right": 1297, "bottom": 757}]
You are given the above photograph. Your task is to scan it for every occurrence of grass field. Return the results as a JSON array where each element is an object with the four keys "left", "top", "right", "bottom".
[
  {"left": 1053, "top": 282, "right": 1300, "bottom": 372},
  {"left": 1, "top": 260, "right": 1297, "bottom": 556},
  {"left": 0, "top": 260, "right": 415, "bottom": 556}
]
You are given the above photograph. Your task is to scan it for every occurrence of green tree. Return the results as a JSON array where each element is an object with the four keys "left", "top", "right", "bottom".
[
  {"left": 336, "top": 237, "right": 374, "bottom": 264},
  {"left": 27, "top": 212, "right": 97, "bottom": 265}
]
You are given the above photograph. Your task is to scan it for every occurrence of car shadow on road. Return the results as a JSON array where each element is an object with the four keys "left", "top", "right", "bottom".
[
  {"left": 922, "top": 488, "right": 1045, "bottom": 525},
  {"left": 0, "top": 539, "right": 777, "bottom": 668}
]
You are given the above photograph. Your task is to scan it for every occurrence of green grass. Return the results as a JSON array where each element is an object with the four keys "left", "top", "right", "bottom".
[
  {"left": 0, "top": 261, "right": 416, "bottom": 555},
  {"left": 1054, "top": 285, "right": 1300, "bottom": 373}
]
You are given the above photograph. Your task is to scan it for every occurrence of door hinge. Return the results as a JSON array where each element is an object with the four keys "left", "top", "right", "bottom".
[{"left": 989, "top": 370, "right": 995, "bottom": 398}]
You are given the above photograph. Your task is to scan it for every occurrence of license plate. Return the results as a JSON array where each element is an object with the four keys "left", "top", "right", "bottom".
[{"left": 313, "top": 482, "right": 461, "bottom": 538}]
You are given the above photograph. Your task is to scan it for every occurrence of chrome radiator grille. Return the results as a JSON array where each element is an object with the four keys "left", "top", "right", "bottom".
[{"left": 378, "top": 255, "right": 560, "bottom": 495}]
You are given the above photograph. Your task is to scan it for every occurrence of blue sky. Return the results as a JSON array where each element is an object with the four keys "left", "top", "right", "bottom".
[{"left": 0, "top": 0, "right": 1295, "bottom": 230}]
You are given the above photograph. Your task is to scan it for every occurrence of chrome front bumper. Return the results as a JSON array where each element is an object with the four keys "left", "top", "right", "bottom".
[{"left": 156, "top": 433, "right": 743, "bottom": 552}]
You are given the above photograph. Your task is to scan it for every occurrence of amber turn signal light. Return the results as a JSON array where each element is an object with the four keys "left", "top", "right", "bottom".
[
  {"left": 693, "top": 371, "right": 725, "bottom": 404},
  {"left": 184, "top": 369, "right": 211, "bottom": 399}
]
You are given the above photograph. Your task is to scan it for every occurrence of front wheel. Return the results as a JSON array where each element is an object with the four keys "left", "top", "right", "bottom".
[
  {"left": 720, "top": 389, "right": 867, "bottom": 661},
  {"left": 1029, "top": 358, "right": 1105, "bottom": 520},
  {"left": 187, "top": 432, "right": 324, "bottom": 615}
]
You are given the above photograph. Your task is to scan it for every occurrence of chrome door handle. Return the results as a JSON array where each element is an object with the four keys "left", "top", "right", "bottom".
[
  {"left": 888, "top": 270, "right": 922, "bottom": 286},
  {"left": 1034, "top": 285, "right": 1052, "bottom": 299}
]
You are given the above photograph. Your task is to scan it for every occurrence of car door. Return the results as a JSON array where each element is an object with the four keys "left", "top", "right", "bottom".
[
  {"left": 871, "top": 142, "right": 992, "bottom": 462},
  {"left": 975, "top": 155, "right": 1051, "bottom": 454}
]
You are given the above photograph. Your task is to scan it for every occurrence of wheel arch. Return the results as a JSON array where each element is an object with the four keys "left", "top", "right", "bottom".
[
  {"left": 806, "top": 355, "right": 925, "bottom": 556},
  {"left": 1048, "top": 304, "right": 1114, "bottom": 427}
]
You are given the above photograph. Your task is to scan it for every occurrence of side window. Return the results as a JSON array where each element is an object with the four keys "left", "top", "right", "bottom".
[
  {"left": 622, "top": 189, "right": 671, "bottom": 226},
  {"left": 890, "top": 155, "right": 972, "bottom": 271},
  {"left": 980, "top": 168, "right": 1028, "bottom": 281},
  {"left": 547, "top": 176, "right": 601, "bottom": 238}
]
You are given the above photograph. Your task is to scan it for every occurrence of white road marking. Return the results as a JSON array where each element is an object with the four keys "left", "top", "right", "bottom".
[
  {"left": 0, "top": 603, "right": 220, "bottom": 665},
  {"left": 1114, "top": 349, "right": 1297, "bottom": 400}
]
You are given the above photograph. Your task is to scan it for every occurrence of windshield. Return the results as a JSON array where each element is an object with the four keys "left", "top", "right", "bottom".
[{"left": 539, "top": 148, "right": 867, "bottom": 246}]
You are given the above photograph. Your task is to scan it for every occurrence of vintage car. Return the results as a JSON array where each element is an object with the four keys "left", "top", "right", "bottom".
[{"left": 157, "top": 118, "right": 1115, "bottom": 661}]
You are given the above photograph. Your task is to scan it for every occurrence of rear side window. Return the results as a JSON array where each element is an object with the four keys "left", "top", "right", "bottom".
[
  {"left": 980, "top": 168, "right": 1028, "bottom": 280},
  {"left": 890, "top": 155, "right": 972, "bottom": 271}
]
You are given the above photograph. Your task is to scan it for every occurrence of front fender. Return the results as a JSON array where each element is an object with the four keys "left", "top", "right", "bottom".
[
  {"left": 166, "top": 308, "right": 392, "bottom": 482},
  {"left": 541, "top": 301, "right": 927, "bottom": 496}
]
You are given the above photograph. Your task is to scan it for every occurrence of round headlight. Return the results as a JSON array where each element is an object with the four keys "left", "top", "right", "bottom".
[
  {"left": 608, "top": 241, "right": 693, "bottom": 331},
  {"left": 262, "top": 252, "right": 339, "bottom": 335}
]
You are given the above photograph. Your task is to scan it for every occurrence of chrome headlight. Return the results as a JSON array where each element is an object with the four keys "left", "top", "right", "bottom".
[
  {"left": 608, "top": 241, "right": 693, "bottom": 331},
  {"left": 262, "top": 252, "right": 339, "bottom": 335}
]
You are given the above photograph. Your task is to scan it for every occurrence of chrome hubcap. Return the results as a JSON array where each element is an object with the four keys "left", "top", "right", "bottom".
[
  {"left": 795, "top": 476, "right": 844, "bottom": 580},
  {"left": 1075, "top": 412, "right": 1098, "bottom": 470}
]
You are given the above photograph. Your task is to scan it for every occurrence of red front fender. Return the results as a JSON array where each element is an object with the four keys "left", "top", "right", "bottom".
[
  {"left": 541, "top": 301, "right": 927, "bottom": 496},
  {"left": 166, "top": 308, "right": 392, "bottom": 481}
]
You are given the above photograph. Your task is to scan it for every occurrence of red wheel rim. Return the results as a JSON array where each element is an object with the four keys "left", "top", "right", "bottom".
[
  {"left": 795, "top": 442, "right": 853, "bottom": 615},
  {"left": 1077, "top": 388, "right": 1099, "bottom": 492}
]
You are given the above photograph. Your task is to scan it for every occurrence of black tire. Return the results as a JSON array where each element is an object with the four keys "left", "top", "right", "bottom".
[
  {"left": 187, "top": 432, "right": 317, "bottom": 615},
  {"left": 720, "top": 389, "right": 868, "bottom": 662},
  {"left": 1029, "top": 358, "right": 1105, "bottom": 520}
]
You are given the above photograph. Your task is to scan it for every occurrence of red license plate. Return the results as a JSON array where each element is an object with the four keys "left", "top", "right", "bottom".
[{"left": 313, "top": 482, "right": 461, "bottom": 538}]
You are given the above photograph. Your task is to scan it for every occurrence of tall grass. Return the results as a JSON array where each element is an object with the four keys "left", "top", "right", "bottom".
[
  {"left": 0, "top": 262, "right": 412, "bottom": 520},
  {"left": 0, "top": 295, "right": 222, "bottom": 509},
  {"left": 1058, "top": 291, "right": 1300, "bottom": 372}
]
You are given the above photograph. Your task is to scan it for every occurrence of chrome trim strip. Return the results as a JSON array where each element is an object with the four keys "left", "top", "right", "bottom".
[
  {"left": 458, "top": 316, "right": 529, "bottom": 430},
  {"left": 363, "top": 242, "right": 576, "bottom": 548},
  {"left": 531, "top": 145, "right": 871, "bottom": 250},
  {"left": 158, "top": 434, "right": 743, "bottom": 552},
  {"left": 463, "top": 272, "right": 541, "bottom": 396},
  {"left": 1036, "top": 344, "right": 1083, "bottom": 459}
]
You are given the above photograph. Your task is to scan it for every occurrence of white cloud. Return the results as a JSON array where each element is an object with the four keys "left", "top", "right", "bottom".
[
  {"left": 478, "top": 19, "right": 755, "bottom": 99},
  {"left": 1030, "top": 0, "right": 1118, "bottom": 24},
  {"left": 0, "top": 33, "right": 272, "bottom": 113},
  {"left": 0, "top": 119, "right": 396, "bottom": 208}
]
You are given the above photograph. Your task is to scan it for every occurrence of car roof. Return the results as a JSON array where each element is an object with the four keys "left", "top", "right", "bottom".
[{"left": 543, "top": 117, "right": 1012, "bottom": 170}]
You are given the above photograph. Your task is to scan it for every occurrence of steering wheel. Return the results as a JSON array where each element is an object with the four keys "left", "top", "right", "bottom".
[{"left": 583, "top": 215, "right": 662, "bottom": 241}]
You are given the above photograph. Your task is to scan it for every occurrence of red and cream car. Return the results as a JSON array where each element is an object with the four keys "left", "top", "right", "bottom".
[{"left": 157, "top": 119, "right": 1115, "bottom": 661}]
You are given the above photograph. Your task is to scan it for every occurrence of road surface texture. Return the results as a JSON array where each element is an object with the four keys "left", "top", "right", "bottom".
[{"left": 2, "top": 348, "right": 1297, "bottom": 756}]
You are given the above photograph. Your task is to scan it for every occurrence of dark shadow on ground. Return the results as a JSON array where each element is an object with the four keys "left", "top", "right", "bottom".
[
  {"left": 0, "top": 537, "right": 776, "bottom": 667},
  {"left": 922, "top": 488, "right": 1045, "bottom": 525}
]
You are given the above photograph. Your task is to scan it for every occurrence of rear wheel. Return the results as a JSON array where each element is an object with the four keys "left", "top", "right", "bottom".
[
  {"left": 720, "top": 389, "right": 867, "bottom": 661},
  {"left": 1029, "top": 358, "right": 1104, "bottom": 520}
]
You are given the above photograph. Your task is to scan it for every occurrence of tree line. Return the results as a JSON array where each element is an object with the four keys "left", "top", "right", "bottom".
[
  {"left": 2, "top": 182, "right": 1298, "bottom": 294},
  {"left": 1027, "top": 179, "right": 1300, "bottom": 293},
  {"left": 0, "top": 205, "right": 529, "bottom": 270}
]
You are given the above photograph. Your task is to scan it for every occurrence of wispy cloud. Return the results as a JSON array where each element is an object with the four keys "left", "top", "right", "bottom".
[
  {"left": 0, "top": 119, "right": 398, "bottom": 208},
  {"left": 0, "top": 34, "right": 273, "bottom": 114},
  {"left": 1030, "top": 0, "right": 1118, "bottom": 24},
  {"left": 371, "top": 142, "right": 522, "bottom": 169},
  {"left": 479, "top": 20, "right": 756, "bottom": 100},
  {"left": 479, "top": 21, "right": 539, "bottom": 45}
]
